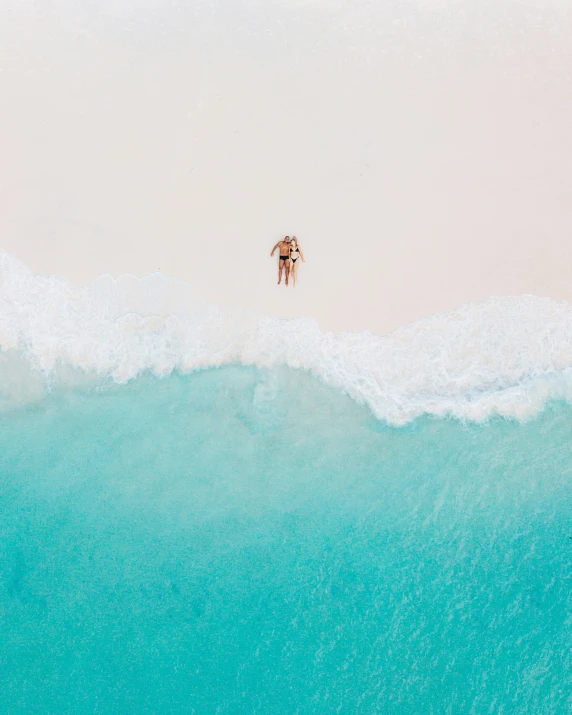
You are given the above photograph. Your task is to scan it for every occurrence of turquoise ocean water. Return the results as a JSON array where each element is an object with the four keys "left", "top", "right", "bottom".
[{"left": 1, "top": 366, "right": 571, "bottom": 714}]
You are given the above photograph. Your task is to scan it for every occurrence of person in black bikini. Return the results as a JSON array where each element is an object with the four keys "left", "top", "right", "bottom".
[
  {"left": 270, "top": 236, "right": 292, "bottom": 285},
  {"left": 288, "top": 237, "right": 305, "bottom": 286}
]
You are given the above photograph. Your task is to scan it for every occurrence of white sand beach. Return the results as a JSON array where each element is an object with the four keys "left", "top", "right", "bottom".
[{"left": 1, "top": 2, "right": 572, "bottom": 334}]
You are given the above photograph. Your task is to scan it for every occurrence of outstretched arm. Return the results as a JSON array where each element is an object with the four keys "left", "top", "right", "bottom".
[{"left": 270, "top": 242, "right": 281, "bottom": 257}]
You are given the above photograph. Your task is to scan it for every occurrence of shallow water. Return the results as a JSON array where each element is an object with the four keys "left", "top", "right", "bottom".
[
  {"left": 5, "top": 248, "right": 572, "bottom": 425},
  {"left": 1, "top": 366, "right": 571, "bottom": 713}
]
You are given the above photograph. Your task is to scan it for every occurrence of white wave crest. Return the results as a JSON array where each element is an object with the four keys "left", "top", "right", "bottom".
[{"left": 2, "top": 249, "right": 572, "bottom": 424}]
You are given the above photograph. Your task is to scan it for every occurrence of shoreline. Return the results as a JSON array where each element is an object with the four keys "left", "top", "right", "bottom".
[
  {"left": 3, "top": 240, "right": 572, "bottom": 337},
  {"left": 3, "top": 248, "right": 572, "bottom": 425}
]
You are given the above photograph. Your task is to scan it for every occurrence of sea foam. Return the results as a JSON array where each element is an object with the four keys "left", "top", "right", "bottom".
[{"left": 2, "top": 248, "right": 572, "bottom": 424}]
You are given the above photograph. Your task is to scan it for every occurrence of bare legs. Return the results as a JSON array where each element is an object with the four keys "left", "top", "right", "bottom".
[
  {"left": 278, "top": 258, "right": 290, "bottom": 285},
  {"left": 290, "top": 260, "right": 298, "bottom": 286}
]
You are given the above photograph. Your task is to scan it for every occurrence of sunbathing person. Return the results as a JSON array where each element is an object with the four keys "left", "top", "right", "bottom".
[
  {"left": 288, "top": 237, "right": 305, "bottom": 286},
  {"left": 270, "top": 236, "right": 292, "bottom": 285}
]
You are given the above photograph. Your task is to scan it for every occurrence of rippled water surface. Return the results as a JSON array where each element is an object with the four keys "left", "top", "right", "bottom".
[{"left": 1, "top": 367, "right": 571, "bottom": 713}]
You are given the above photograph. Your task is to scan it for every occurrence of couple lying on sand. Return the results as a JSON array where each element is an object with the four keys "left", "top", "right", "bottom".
[{"left": 270, "top": 236, "right": 305, "bottom": 286}]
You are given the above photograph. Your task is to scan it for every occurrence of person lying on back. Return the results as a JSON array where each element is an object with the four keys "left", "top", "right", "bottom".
[
  {"left": 270, "top": 236, "right": 292, "bottom": 285},
  {"left": 288, "top": 236, "right": 305, "bottom": 286}
]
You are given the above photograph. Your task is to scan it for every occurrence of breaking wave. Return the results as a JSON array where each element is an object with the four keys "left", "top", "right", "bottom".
[{"left": 2, "top": 248, "right": 572, "bottom": 424}]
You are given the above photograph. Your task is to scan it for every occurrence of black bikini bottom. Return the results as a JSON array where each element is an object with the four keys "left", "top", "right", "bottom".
[{"left": 291, "top": 257, "right": 298, "bottom": 263}]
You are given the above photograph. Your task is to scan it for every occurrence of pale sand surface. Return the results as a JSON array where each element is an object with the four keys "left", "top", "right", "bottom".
[{"left": 1, "top": 4, "right": 572, "bottom": 334}]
